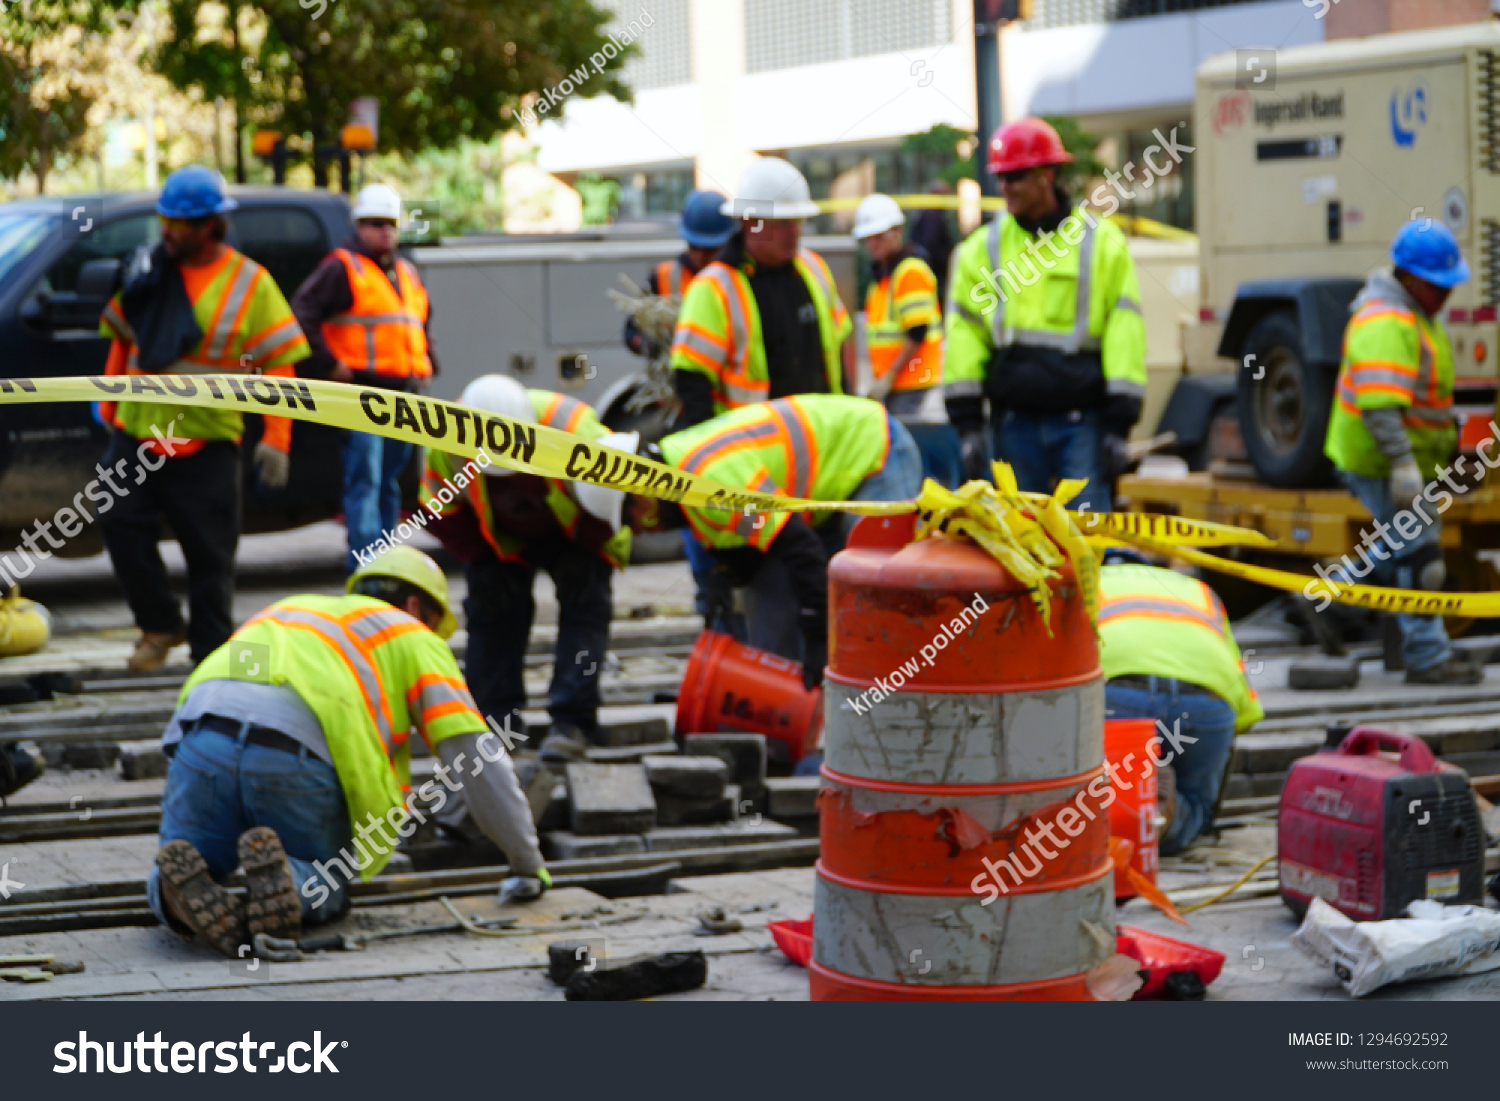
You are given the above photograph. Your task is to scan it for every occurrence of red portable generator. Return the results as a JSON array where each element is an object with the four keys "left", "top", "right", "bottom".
[{"left": 1278, "top": 726, "right": 1484, "bottom": 920}]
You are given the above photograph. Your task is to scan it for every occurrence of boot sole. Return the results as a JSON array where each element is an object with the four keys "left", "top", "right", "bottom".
[
  {"left": 239, "top": 826, "right": 303, "bottom": 941},
  {"left": 157, "top": 840, "right": 246, "bottom": 958}
]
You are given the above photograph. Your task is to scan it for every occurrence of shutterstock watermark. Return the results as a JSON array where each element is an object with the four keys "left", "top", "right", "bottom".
[
  {"left": 846, "top": 592, "right": 990, "bottom": 715},
  {"left": 969, "top": 718, "right": 1196, "bottom": 905},
  {"left": 513, "top": 6, "right": 655, "bottom": 129},
  {"left": 1303, "top": 422, "right": 1500, "bottom": 612},
  {"left": 0, "top": 418, "right": 188, "bottom": 590}
]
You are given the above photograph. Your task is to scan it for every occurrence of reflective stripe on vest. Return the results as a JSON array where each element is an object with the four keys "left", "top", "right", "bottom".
[
  {"left": 985, "top": 214, "right": 1099, "bottom": 354},
  {"left": 537, "top": 392, "right": 592, "bottom": 434},
  {"left": 766, "top": 398, "right": 817, "bottom": 500},
  {"left": 406, "top": 671, "right": 480, "bottom": 727},
  {"left": 1097, "top": 595, "right": 1227, "bottom": 637},
  {"left": 322, "top": 250, "right": 431, "bottom": 377},
  {"left": 124, "top": 253, "right": 265, "bottom": 373},
  {"left": 656, "top": 258, "right": 693, "bottom": 296},
  {"left": 1338, "top": 298, "right": 1449, "bottom": 428}
]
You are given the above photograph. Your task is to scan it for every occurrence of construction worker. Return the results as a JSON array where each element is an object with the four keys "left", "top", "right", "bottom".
[
  {"left": 1324, "top": 220, "right": 1481, "bottom": 685},
  {"left": 670, "top": 157, "right": 852, "bottom": 430},
  {"left": 98, "top": 165, "right": 308, "bottom": 673},
  {"left": 623, "top": 189, "right": 736, "bottom": 358},
  {"left": 147, "top": 547, "right": 547, "bottom": 959},
  {"left": 617, "top": 395, "right": 922, "bottom": 684},
  {"left": 423, "top": 376, "right": 631, "bottom": 764},
  {"left": 945, "top": 118, "right": 1147, "bottom": 509},
  {"left": 1099, "top": 550, "right": 1263, "bottom": 854},
  {"left": 852, "top": 192, "right": 961, "bottom": 489},
  {"left": 291, "top": 183, "right": 437, "bottom": 574}
]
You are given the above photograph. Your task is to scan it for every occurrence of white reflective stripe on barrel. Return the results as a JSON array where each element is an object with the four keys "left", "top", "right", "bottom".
[
  {"left": 813, "top": 866, "right": 1114, "bottom": 986},
  {"left": 823, "top": 676, "right": 1103, "bottom": 785}
]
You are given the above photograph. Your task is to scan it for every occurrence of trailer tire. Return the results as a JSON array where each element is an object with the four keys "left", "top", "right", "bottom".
[{"left": 1237, "top": 310, "right": 1336, "bottom": 488}]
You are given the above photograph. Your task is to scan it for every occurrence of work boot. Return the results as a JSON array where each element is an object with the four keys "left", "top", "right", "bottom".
[
  {"left": 539, "top": 722, "right": 589, "bottom": 764},
  {"left": 0, "top": 741, "right": 43, "bottom": 800},
  {"left": 127, "top": 629, "right": 187, "bottom": 674},
  {"left": 238, "top": 826, "right": 302, "bottom": 942},
  {"left": 156, "top": 840, "right": 246, "bottom": 958},
  {"left": 1406, "top": 654, "right": 1484, "bottom": 686}
]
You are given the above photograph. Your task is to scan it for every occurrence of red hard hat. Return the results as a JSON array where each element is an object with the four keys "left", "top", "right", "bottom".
[{"left": 987, "top": 118, "right": 1073, "bottom": 175}]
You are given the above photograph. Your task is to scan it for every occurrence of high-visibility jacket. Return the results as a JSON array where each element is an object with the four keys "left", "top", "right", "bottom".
[
  {"left": 943, "top": 208, "right": 1146, "bottom": 411},
  {"left": 1325, "top": 270, "right": 1456, "bottom": 481},
  {"left": 98, "top": 247, "right": 309, "bottom": 454},
  {"left": 865, "top": 254, "right": 943, "bottom": 393},
  {"left": 659, "top": 395, "right": 891, "bottom": 551},
  {"left": 320, "top": 248, "right": 432, "bottom": 379},
  {"left": 653, "top": 257, "right": 696, "bottom": 297},
  {"left": 421, "top": 389, "right": 632, "bottom": 569},
  {"left": 670, "top": 248, "right": 852, "bottom": 414},
  {"left": 182, "top": 594, "right": 486, "bottom": 879},
  {"left": 1098, "top": 564, "right": 1264, "bottom": 733}
]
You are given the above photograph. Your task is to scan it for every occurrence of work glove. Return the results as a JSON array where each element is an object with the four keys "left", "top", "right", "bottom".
[
  {"left": 1099, "top": 434, "right": 1132, "bottom": 485},
  {"left": 253, "top": 441, "right": 290, "bottom": 490},
  {"left": 958, "top": 430, "right": 991, "bottom": 484},
  {"left": 1389, "top": 459, "right": 1425, "bottom": 505},
  {"left": 499, "top": 867, "right": 551, "bottom": 905}
]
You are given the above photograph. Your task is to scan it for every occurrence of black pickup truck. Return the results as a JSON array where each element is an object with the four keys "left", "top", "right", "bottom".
[{"left": 0, "top": 187, "right": 355, "bottom": 554}]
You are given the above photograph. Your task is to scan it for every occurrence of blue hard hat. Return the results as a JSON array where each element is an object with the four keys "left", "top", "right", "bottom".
[
  {"left": 1391, "top": 219, "right": 1470, "bottom": 288},
  {"left": 156, "top": 165, "right": 239, "bottom": 220},
  {"left": 679, "top": 189, "right": 735, "bottom": 248}
]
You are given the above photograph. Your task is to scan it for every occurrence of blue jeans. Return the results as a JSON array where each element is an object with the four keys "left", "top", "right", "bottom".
[
  {"left": 996, "top": 408, "right": 1112, "bottom": 514},
  {"left": 1337, "top": 471, "right": 1450, "bottom": 673},
  {"left": 343, "top": 430, "right": 413, "bottom": 574},
  {"left": 902, "top": 421, "right": 962, "bottom": 490},
  {"left": 146, "top": 723, "right": 355, "bottom": 929},
  {"left": 1104, "top": 680, "right": 1237, "bottom": 856},
  {"left": 683, "top": 528, "right": 745, "bottom": 639}
]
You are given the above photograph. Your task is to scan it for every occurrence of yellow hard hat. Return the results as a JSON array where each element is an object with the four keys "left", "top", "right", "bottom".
[{"left": 346, "top": 545, "right": 458, "bottom": 639}]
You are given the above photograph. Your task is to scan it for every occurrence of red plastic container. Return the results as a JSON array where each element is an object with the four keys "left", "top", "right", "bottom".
[
  {"left": 675, "top": 631, "right": 822, "bottom": 764},
  {"left": 1117, "top": 925, "right": 1225, "bottom": 998},
  {"left": 768, "top": 918, "right": 813, "bottom": 967},
  {"left": 1105, "top": 718, "right": 1158, "bottom": 899}
]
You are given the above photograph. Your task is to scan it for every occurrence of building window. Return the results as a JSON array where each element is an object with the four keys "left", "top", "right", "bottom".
[
  {"left": 745, "top": 0, "right": 953, "bottom": 75},
  {"left": 614, "top": 168, "right": 696, "bottom": 218},
  {"left": 598, "top": 0, "right": 692, "bottom": 90},
  {"left": 1030, "top": 0, "right": 1267, "bottom": 31}
]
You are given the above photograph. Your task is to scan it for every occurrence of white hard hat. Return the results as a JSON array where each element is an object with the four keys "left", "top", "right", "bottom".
[
  {"left": 721, "top": 157, "right": 821, "bottom": 221},
  {"left": 351, "top": 183, "right": 402, "bottom": 221},
  {"left": 852, "top": 194, "right": 905, "bottom": 239},
  {"left": 459, "top": 375, "right": 534, "bottom": 476},
  {"left": 574, "top": 431, "right": 639, "bottom": 532}
]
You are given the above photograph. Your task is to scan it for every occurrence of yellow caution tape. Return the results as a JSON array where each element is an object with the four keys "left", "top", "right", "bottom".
[{"left": 15, "top": 376, "right": 911, "bottom": 518}]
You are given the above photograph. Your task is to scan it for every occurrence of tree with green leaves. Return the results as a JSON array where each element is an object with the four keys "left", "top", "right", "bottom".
[{"left": 109, "top": 0, "right": 636, "bottom": 186}]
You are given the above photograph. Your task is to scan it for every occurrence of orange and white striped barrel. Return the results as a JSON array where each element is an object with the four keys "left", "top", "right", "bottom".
[{"left": 811, "top": 514, "right": 1114, "bottom": 1000}]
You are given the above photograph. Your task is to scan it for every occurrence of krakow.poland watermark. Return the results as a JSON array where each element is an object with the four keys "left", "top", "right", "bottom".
[
  {"left": 352, "top": 449, "right": 493, "bottom": 569},
  {"left": 845, "top": 592, "right": 990, "bottom": 715},
  {"left": 513, "top": 7, "right": 655, "bottom": 130}
]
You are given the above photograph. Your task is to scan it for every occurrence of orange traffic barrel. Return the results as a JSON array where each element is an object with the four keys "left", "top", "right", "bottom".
[
  {"left": 811, "top": 513, "right": 1113, "bottom": 1000},
  {"left": 675, "top": 631, "right": 823, "bottom": 764},
  {"left": 1105, "top": 718, "right": 1159, "bottom": 899}
]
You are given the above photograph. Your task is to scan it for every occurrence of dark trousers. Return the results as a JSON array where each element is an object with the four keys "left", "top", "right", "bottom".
[
  {"left": 98, "top": 432, "right": 241, "bottom": 662},
  {"left": 464, "top": 537, "right": 613, "bottom": 738}
]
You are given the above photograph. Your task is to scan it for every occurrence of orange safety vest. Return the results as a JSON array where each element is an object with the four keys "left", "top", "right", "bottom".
[
  {"left": 321, "top": 248, "right": 432, "bottom": 379},
  {"left": 654, "top": 257, "right": 696, "bottom": 297},
  {"left": 865, "top": 255, "right": 943, "bottom": 393}
]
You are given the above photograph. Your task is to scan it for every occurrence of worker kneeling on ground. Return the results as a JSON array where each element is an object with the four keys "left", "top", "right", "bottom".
[
  {"left": 1324, "top": 220, "right": 1481, "bottom": 685},
  {"left": 851, "top": 193, "right": 961, "bottom": 489},
  {"left": 1099, "top": 550, "right": 1263, "bottom": 854},
  {"left": 147, "top": 547, "right": 548, "bottom": 959},
  {"left": 424, "top": 376, "right": 631, "bottom": 765},
  {"left": 615, "top": 395, "right": 923, "bottom": 685}
]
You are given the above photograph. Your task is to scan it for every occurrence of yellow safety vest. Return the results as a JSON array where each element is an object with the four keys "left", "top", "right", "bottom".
[
  {"left": 421, "top": 389, "right": 632, "bottom": 569},
  {"left": 182, "top": 594, "right": 486, "bottom": 879},
  {"left": 670, "top": 248, "right": 852, "bottom": 414},
  {"left": 658, "top": 395, "right": 891, "bottom": 551},
  {"left": 1098, "top": 564, "right": 1264, "bottom": 733}
]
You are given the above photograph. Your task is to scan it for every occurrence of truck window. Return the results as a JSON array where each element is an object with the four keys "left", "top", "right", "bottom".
[
  {"left": 233, "top": 207, "right": 329, "bottom": 297},
  {"left": 43, "top": 214, "right": 159, "bottom": 294},
  {"left": 0, "top": 212, "right": 56, "bottom": 290}
]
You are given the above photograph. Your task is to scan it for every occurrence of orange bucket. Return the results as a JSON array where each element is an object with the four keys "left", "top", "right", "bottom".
[
  {"left": 1104, "top": 718, "right": 1158, "bottom": 899},
  {"left": 675, "top": 631, "right": 822, "bottom": 763}
]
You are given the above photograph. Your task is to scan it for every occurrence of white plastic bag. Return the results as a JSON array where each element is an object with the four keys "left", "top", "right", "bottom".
[{"left": 1292, "top": 896, "right": 1500, "bottom": 997}]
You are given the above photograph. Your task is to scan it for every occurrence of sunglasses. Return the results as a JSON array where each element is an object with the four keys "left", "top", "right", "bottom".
[
  {"left": 999, "top": 168, "right": 1036, "bottom": 185},
  {"left": 359, "top": 219, "right": 399, "bottom": 230}
]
